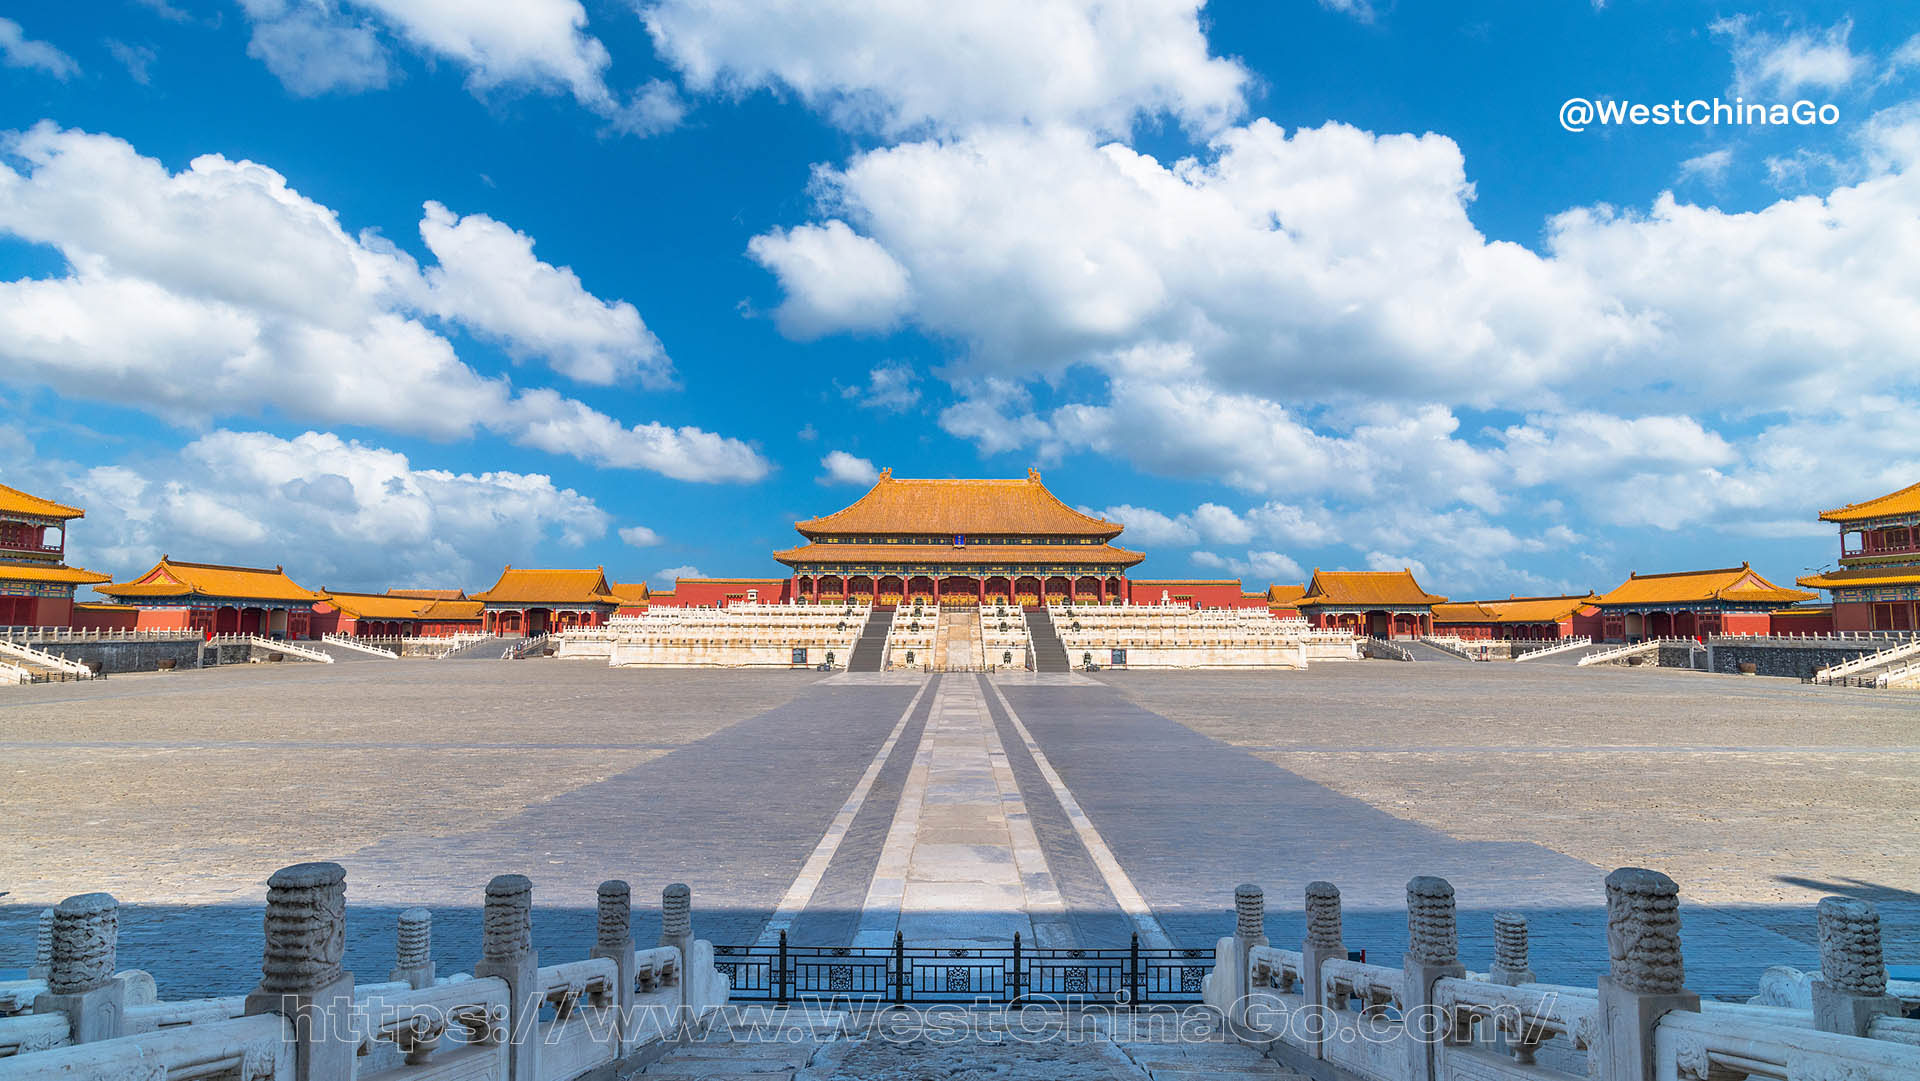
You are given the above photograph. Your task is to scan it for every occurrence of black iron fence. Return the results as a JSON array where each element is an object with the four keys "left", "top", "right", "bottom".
[{"left": 712, "top": 932, "right": 1213, "bottom": 1006}]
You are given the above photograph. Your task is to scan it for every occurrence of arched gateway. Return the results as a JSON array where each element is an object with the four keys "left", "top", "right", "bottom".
[{"left": 772, "top": 469, "right": 1145, "bottom": 608}]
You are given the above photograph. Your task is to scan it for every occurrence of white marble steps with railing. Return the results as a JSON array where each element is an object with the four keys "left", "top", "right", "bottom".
[
  {"left": 1413, "top": 637, "right": 1480, "bottom": 661},
  {"left": 0, "top": 868, "right": 731, "bottom": 1081},
  {"left": 1813, "top": 637, "right": 1920, "bottom": 683},
  {"left": 1206, "top": 872, "right": 1920, "bottom": 1081},
  {"left": 202, "top": 634, "right": 334, "bottom": 663},
  {"left": 1362, "top": 638, "right": 1414, "bottom": 661},
  {"left": 0, "top": 659, "right": 31, "bottom": 685},
  {"left": 504, "top": 632, "right": 552, "bottom": 659},
  {"left": 0, "top": 639, "right": 97, "bottom": 681},
  {"left": 1511, "top": 636, "right": 1593, "bottom": 662},
  {"left": 1, "top": 627, "right": 202, "bottom": 643},
  {"left": 1575, "top": 638, "right": 1664, "bottom": 666},
  {"left": 319, "top": 634, "right": 401, "bottom": 660}
]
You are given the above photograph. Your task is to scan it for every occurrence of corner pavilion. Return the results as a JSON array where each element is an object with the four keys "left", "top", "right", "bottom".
[
  {"left": 0, "top": 483, "right": 111, "bottom": 627},
  {"left": 1797, "top": 480, "right": 1920, "bottom": 632},
  {"left": 773, "top": 469, "right": 1145, "bottom": 607}
]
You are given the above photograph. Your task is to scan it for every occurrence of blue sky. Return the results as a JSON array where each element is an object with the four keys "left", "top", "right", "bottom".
[{"left": 2, "top": 0, "right": 1917, "bottom": 598}]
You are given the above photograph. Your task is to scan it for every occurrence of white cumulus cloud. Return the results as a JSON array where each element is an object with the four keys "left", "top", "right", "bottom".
[
  {"left": 237, "top": 0, "right": 681, "bottom": 132},
  {"left": 819, "top": 451, "right": 881, "bottom": 486},
  {"left": 0, "top": 123, "right": 767, "bottom": 483},
  {"left": 642, "top": 0, "right": 1247, "bottom": 137},
  {"left": 748, "top": 221, "right": 911, "bottom": 339},
  {"left": 35, "top": 429, "right": 610, "bottom": 590}
]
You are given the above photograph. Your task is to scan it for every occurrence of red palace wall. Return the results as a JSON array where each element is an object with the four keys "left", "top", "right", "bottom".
[
  {"left": 0, "top": 595, "right": 75, "bottom": 627},
  {"left": 68, "top": 604, "right": 138, "bottom": 630},
  {"left": 655, "top": 579, "right": 794, "bottom": 607},
  {"left": 1771, "top": 608, "right": 1836, "bottom": 635},
  {"left": 1126, "top": 580, "right": 1263, "bottom": 608}
]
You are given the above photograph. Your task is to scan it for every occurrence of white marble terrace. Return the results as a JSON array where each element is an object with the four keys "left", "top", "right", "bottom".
[
  {"left": 557, "top": 602, "right": 871, "bottom": 669},
  {"left": 0, "top": 867, "right": 730, "bottom": 1081}
]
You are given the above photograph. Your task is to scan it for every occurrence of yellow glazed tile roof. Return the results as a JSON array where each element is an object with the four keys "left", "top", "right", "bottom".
[
  {"left": 796, "top": 469, "right": 1120, "bottom": 538},
  {"left": 1431, "top": 601, "right": 1498, "bottom": 623},
  {"left": 0, "top": 562, "right": 112, "bottom": 585},
  {"left": 1796, "top": 566, "right": 1920, "bottom": 589},
  {"left": 417, "top": 598, "right": 484, "bottom": 621},
  {"left": 774, "top": 542, "right": 1145, "bottom": 568},
  {"left": 1483, "top": 594, "right": 1601, "bottom": 622},
  {"left": 610, "top": 582, "right": 651, "bottom": 603},
  {"left": 1300, "top": 569, "right": 1447, "bottom": 607},
  {"left": 1266, "top": 584, "right": 1308, "bottom": 605},
  {"left": 1819, "top": 481, "right": 1920, "bottom": 523},
  {"left": 321, "top": 591, "right": 437, "bottom": 620},
  {"left": 385, "top": 588, "right": 468, "bottom": 600},
  {"left": 1596, "top": 563, "right": 1815, "bottom": 606},
  {"left": 100, "top": 558, "right": 323, "bottom": 602},
  {"left": 0, "top": 482, "right": 85, "bottom": 520},
  {"left": 471, "top": 567, "right": 621, "bottom": 605}
]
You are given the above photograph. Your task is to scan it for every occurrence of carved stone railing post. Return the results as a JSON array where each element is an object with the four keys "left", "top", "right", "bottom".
[
  {"left": 589, "top": 881, "right": 637, "bottom": 1052},
  {"left": 1595, "top": 867, "right": 1699, "bottom": 1081},
  {"left": 243, "top": 863, "right": 354, "bottom": 1081},
  {"left": 31, "top": 893, "right": 124, "bottom": 1044},
  {"left": 1301, "top": 881, "right": 1344, "bottom": 1059},
  {"left": 1220, "top": 883, "right": 1265, "bottom": 1035},
  {"left": 1489, "top": 912, "right": 1535, "bottom": 986},
  {"left": 388, "top": 908, "right": 434, "bottom": 989},
  {"left": 474, "top": 874, "right": 539, "bottom": 1081},
  {"left": 1403, "top": 877, "right": 1465, "bottom": 1081},
  {"left": 1811, "top": 896, "right": 1899, "bottom": 1036},
  {"left": 659, "top": 882, "right": 693, "bottom": 1007},
  {"left": 28, "top": 908, "right": 52, "bottom": 980}
]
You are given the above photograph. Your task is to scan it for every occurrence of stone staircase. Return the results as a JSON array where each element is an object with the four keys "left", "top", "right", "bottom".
[
  {"left": 1397, "top": 639, "right": 1470, "bottom": 662},
  {"left": 442, "top": 635, "right": 524, "bottom": 660},
  {"left": 0, "top": 639, "right": 96, "bottom": 681},
  {"left": 636, "top": 1008, "right": 1305, "bottom": 1079},
  {"left": 1025, "top": 607, "right": 1070, "bottom": 672},
  {"left": 845, "top": 607, "right": 893, "bottom": 673},
  {"left": 931, "top": 604, "right": 982, "bottom": 669}
]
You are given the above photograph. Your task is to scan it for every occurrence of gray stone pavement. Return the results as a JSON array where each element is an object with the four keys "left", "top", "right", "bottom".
[
  {"left": 783, "top": 677, "right": 939, "bottom": 945},
  {"left": 3, "top": 659, "right": 1912, "bottom": 1002}
]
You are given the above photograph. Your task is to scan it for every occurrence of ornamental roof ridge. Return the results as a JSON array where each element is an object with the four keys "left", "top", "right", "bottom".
[
  {"left": 1818, "top": 480, "right": 1920, "bottom": 523},
  {"left": 793, "top": 470, "right": 1120, "bottom": 539},
  {"left": 0, "top": 482, "right": 86, "bottom": 520}
]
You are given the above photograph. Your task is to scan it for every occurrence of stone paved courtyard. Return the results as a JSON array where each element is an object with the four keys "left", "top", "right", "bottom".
[{"left": 1, "top": 658, "right": 1913, "bottom": 1000}]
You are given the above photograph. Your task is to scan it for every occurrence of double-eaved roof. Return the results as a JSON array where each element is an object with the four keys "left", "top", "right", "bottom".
[
  {"left": 1299, "top": 569, "right": 1447, "bottom": 608},
  {"left": 794, "top": 469, "right": 1121, "bottom": 539},
  {"left": 100, "top": 558, "right": 324, "bottom": 603},
  {"left": 1595, "top": 564, "right": 1813, "bottom": 607},
  {"left": 1819, "top": 481, "right": 1920, "bottom": 524},
  {"left": 0, "top": 482, "right": 86, "bottom": 521},
  {"left": 471, "top": 567, "right": 621, "bottom": 607}
]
